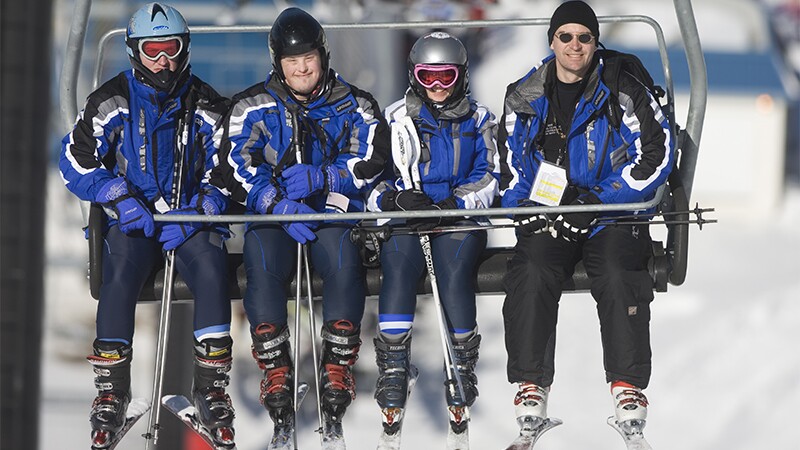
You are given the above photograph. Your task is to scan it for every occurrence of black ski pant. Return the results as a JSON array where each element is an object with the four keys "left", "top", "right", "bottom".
[{"left": 502, "top": 224, "right": 654, "bottom": 389}]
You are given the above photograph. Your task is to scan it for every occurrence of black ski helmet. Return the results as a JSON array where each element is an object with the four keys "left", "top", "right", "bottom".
[
  {"left": 407, "top": 31, "right": 469, "bottom": 106},
  {"left": 125, "top": 2, "right": 190, "bottom": 93},
  {"left": 268, "top": 7, "right": 331, "bottom": 95}
]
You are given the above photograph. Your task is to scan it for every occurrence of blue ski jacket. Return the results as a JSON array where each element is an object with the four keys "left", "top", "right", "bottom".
[
  {"left": 499, "top": 53, "right": 674, "bottom": 216},
  {"left": 210, "top": 71, "right": 390, "bottom": 217},
  {"left": 60, "top": 69, "right": 230, "bottom": 223},
  {"left": 369, "top": 89, "right": 500, "bottom": 211}
]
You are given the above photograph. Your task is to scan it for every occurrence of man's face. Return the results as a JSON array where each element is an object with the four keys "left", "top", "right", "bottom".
[
  {"left": 550, "top": 23, "right": 597, "bottom": 82},
  {"left": 281, "top": 50, "right": 323, "bottom": 99}
]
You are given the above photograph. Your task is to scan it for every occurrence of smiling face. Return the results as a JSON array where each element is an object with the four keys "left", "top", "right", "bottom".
[
  {"left": 550, "top": 23, "right": 597, "bottom": 83},
  {"left": 280, "top": 50, "right": 323, "bottom": 100},
  {"left": 425, "top": 85, "right": 455, "bottom": 103}
]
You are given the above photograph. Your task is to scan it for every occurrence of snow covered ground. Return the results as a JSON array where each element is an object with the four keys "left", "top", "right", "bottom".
[{"left": 42, "top": 0, "right": 800, "bottom": 449}]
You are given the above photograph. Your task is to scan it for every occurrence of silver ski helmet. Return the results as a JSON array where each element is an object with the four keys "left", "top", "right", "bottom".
[
  {"left": 268, "top": 7, "right": 331, "bottom": 98},
  {"left": 408, "top": 32, "right": 469, "bottom": 105},
  {"left": 125, "top": 2, "right": 190, "bottom": 93}
]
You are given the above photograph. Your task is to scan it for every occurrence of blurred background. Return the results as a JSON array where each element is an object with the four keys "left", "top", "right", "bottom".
[{"left": 2, "top": 0, "right": 799, "bottom": 449}]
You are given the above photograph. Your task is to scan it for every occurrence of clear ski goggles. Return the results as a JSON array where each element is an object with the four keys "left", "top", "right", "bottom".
[
  {"left": 413, "top": 64, "right": 459, "bottom": 90},
  {"left": 555, "top": 32, "right": 595, "bottom": 45},
  {"left": 138, "top": 36, "right": 183, "bottom": 61}
]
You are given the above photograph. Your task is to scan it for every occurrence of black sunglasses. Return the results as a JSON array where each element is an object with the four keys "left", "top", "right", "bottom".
[{"left": 556, "top": 32, "right": 595, "bottom": 44}]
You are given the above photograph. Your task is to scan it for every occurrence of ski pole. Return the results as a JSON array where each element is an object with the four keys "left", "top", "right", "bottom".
[
  {"left": 392, "top": 118, "right": 467, "bottom": 405},
  {"left": 594, "top": 217, "right": 717, "bottom": 229},
  {"left": 292, "top": 240, "right": 302, "bottom": 450},
  {"left": 302, "top": 245, "right": 324, "bottom": 438},
  {"left": 286, "top": 106, "right": 327, "bottom": 444},
  {"left": 144, "top": 103, "right": 190, "bottom": 449}
]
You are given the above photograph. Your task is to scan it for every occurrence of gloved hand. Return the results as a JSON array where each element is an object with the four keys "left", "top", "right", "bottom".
[
  {"left": 158, "top": 193, "right": 217, "bottom": 251},
  {"left": 95, "top": 177, "right": 155, "bottom": 237},
  {"left": 254, "top": 185, "right": 281, "bottom": 215},
  {"left": 516, "top": 214, "right": 551, "bottom": 237},
  {"left": 513, "top": 200, "right": 550, "bottom": 237},
  {"left": 158, "top": 208, "right": 201, "bottom": 250},
  {"left": 283, "top": 164, "right": 333, "bottom": 200},
  {"left": 408, "top": 196, "right": 460, "bottom": 231},
  {"left": 191, "top": 190, "right": 225, "bottom": 216},
  {"left": 550, "top": 193, "right": 601, "bottom": 242},
  {"left": 380, "top": 189, "right": 433, "bottom": 211},
  {"left": 272, "top": 198, "right": 318, "bottom": 244}
]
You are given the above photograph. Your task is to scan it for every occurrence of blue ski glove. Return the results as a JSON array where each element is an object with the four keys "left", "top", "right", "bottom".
[
  {"left": 283, "top": 164, "right": 333, "bottom": 200},
  {"left": 95, "top": 177, "right": 155, "bottom": 237},
  {"left": 272, "top": 198, "right": 318, "bottom": 244},
  {"left": 157, "top": 193, "right": 218, "bottom": 251},
  {"left": 254, "top": 185, "right": 281, "bottom": 215},
  {"left": 158, "top": 208, "right": 201, "bottom": 251},
  {"left": 550, "top": 193, "right": 601, "bottom": 242}
]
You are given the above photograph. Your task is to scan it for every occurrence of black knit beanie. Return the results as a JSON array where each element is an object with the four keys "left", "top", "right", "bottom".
[{"left": 547, "top": 1, "right": 600, "bottom": 44}]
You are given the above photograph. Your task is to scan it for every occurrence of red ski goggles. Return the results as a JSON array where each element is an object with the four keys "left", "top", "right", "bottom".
[
  {"left": 413, "top": 64, "right": 460, "bottom": 90},
  {"left": 138, "top": 37, "right": 184, "bottom": 61}
]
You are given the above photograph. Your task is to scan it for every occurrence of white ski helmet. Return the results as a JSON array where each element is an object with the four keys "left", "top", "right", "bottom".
[{"left": 125, "top": 3, "right": 190, "bottom": 92}]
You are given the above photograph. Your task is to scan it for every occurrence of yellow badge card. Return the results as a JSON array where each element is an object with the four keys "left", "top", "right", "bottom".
[{"left": 529, "top": 161, "right": 568, "bottom": 206}]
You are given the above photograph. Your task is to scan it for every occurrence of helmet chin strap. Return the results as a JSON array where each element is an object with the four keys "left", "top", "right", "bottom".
[{"left": 131, "top": 57, "right": 189, "bottom": 95}]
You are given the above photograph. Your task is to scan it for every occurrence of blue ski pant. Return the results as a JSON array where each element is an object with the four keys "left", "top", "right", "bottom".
[
  {"left": 502, "top": 223, "right": 654, "bottom": 389},
  {"left": 96, "top": 226, "right": 231, "bottom": 343},
  {"left": 378, "top": 222, "right": 487, "bottom": 334},
  {"left": 241, "top": 223, "right": 365, "bottom": 330}
]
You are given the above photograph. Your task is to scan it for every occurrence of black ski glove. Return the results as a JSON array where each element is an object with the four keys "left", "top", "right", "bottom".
[
  {"left": 551, "top": 193, "right": 601, "bottom": 242},
  {"left": 513, "top": 200, "right": 550, "bottom": 237},
  {"left": 407, "top": 196, "right": 460, "bottom": 231},
  {"left": 380, "top": 189, "right": 433, "bottom": 211}
]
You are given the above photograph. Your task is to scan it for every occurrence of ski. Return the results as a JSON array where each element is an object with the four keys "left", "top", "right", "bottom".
[
  {"left": 91, "top": 397, "right": 150, "bottom": 450},
  {"left": 161, "top": 395, "right": 235, "bottom": 450},
  {"left": 504, "top": 415, "right": 563, "bottom": 450},
  {"left": 267, "top": 382, "right": 310, "bottom": 450},
  {"left": 446, "top": 405, "right": 470, "bottom": 450},
  {"left": 321, "top": 418, "right": 346, "bottom": 450},
  {"left": 376, "top": 366, "right": 420, "bottom": 450},
  {"left": 607, "top": 417, "right": 652, "bottom": 450}
]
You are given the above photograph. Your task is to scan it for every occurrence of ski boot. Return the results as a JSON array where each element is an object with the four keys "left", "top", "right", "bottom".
[
  {"left": 608, "top": 381, "right": 650, "bottom": 448},
  {"left": 514, "top": 383, "right": 549, "bottom": 420},
  {"left": 192, "top": 335, "right": 236, "bottom": 448},
  {"left": 319, "top": 320, "right": 361, "bottom": 422},
  {"left": 610, "top": 381, "right": 649, "bottom": 430},
  {"left": 506, "top": 382, "right": 562, "bottom": 448},
  {"left": 87, "top": 339, "right": 132, "bottom": 449},
  {"left": 252, "top": 323, "right": 296, "bottom": 427},
  {"left": 374, "top": 332, "right": 416, "bottom": 435},
  {"left": 445, "top": 332, "right": 481, "bottom": 434}
]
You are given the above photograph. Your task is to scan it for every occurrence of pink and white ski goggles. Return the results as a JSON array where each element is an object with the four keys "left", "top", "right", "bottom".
[{"left": 413, "top": 64, "right": 460, "bottom": 89}]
